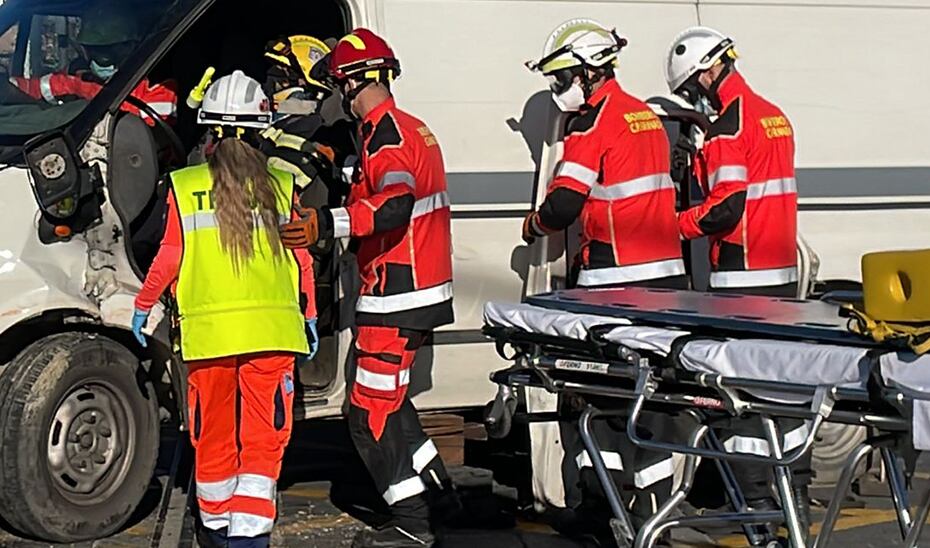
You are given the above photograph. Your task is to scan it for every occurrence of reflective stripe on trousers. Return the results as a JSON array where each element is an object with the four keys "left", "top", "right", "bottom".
[
  {"left": 355, "top": 366, "right": 411, "bottom": 391},
  {"left": 722, "top": 423, "right": 811, "bottom": 457},
  {"left": 383, "top": 475, "right": 428, "bottom": 506},
  {"left": 575, "top": 451, "right": 674, "bottom": 489}
]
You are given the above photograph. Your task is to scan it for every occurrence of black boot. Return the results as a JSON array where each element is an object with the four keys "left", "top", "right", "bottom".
[
  {"left": 746, "top": 497, "right": 780, "bottom": 546},
  {"left": 195, "top": 525, "right": 229, "bottom": 548},
  {"left": 351, "top": 526, "right": 436, "bottom": 548},
  {"left": 353, "top": 494, "right": 435, "bottom": 547}
]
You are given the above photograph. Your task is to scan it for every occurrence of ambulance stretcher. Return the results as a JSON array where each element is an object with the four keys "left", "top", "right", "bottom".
[{"left": 482, "top": 287, "right": 930, "bottom": 548}]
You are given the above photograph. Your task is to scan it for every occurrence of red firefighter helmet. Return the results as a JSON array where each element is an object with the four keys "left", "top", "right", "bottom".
[{"left": 326, "top": 28, "right": 401, "bottom": 83}]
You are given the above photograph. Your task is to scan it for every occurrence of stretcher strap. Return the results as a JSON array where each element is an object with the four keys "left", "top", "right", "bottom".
[{"left": 843, "top": 304, "right": 930, "bottom": 355}]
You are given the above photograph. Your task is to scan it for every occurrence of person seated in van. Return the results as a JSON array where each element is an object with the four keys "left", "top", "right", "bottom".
[
  {"left": 131, "top": 71, "right": 318, "bottom": 548},
  {"left": 9, "top": 2, "right": 177, "bottom": 126}
]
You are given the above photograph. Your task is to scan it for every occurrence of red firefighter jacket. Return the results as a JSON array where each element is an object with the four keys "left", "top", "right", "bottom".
[
  {"left": 528, "top": 79, "right": 684, "bottom": 286},
  {"left": 679, "top": 71, "right": 798, "bottom": 289},
  {"left": 12, "top": 74, "right": 177, "bottom": 126},
  {"left": 330, "top": 97, "right": 454, "bottom": 330}
]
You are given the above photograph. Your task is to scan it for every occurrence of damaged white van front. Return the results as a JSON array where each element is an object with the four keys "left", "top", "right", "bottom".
[{"left": 0, "top": 0, "right": 189, "bottom": 541}]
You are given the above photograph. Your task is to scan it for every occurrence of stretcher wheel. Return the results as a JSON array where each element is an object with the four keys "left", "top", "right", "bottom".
[{"left": 483, "top": 397, "right": 516, "bottom": 439}]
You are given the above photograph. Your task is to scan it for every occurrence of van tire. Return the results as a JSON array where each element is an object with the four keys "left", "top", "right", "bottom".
[
  {"left": 812, "top": 423, "right": 868, "bottom": 486},
  {"left": 0, "top": 333, "right": 158, "bottom": 542}
]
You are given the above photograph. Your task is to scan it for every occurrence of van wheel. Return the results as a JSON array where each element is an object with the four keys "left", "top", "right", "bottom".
[
  {"left": 0, "top": 333, "right": 158, "bottom": 542},
  {"left": 812, "top": 423, "right": 868, "bottom": 486}
]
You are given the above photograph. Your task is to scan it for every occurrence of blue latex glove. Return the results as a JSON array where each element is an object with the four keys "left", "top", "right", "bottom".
[
  {"left": 306, "top": 318, "right": 319, "bottom": 360},
  {"left": 131, "top": 309, "right": 149, "bottom": 348}
]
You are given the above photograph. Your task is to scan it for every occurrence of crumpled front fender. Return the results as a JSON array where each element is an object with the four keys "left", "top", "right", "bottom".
[{"left": 0, "top": 167, "right": 164, "bottom": 339}]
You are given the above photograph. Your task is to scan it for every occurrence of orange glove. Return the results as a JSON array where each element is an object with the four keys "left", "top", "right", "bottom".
[{"left": 280, "top": 206, "right": 320, "bottom": 249}]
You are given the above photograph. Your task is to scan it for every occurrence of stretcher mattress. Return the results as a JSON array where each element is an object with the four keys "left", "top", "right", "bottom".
[
  {"left": 484, "top": 299, "right": 930, "bottom": 449},
  {"left": 526, "top": 287, "right": 873, "bottom": 346}
]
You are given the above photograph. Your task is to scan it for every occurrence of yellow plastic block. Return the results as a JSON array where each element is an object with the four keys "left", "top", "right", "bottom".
[{"left": 862, "top": 249, "right": 930, "bottom": 323}]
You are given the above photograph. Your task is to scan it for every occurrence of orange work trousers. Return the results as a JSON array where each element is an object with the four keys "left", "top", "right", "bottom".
[{"left": 187, "top": 352, "right": 296, "bottom": 540}]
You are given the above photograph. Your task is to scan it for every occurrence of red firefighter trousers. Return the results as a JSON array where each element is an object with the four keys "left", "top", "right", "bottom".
[
  {"left": 348, "top": 326, "right": 450, "bottom": 530},
  {"left": 188, "top": 352, "right": 296, "bottom": 539}
]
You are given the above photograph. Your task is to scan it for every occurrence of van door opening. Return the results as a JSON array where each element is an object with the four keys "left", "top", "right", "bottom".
[{"left": 114, "top": 0, "right": 353, "bottom": 398}]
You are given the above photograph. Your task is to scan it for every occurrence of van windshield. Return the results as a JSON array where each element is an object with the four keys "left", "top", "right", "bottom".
[{"left": 0, "top": 0, "right": 182, "bottom": 136}]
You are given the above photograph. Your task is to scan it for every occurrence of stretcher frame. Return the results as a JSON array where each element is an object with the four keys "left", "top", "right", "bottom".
[{"left": 484, "top": 323, "right": 928, "bottom": 548}]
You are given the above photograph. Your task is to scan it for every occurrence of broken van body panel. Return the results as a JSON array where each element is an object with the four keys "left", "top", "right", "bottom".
[{"left": 0, "top": 164, "right": 165, "bottom": 342}]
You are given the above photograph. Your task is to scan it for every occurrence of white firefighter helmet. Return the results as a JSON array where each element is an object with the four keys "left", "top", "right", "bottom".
[
  {"left": 665, "top": 26, "right": 737, "bottom": 94},
  {"left": 529, "top": 18, "right": 628, "bottom": 75},
  {"left": 198, "top": 70, "right": 273, "bottom": 129}
]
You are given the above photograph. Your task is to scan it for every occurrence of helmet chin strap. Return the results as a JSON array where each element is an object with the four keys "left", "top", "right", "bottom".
[{"left": 341, "top": 79, "right": 374, "bottom": 118}]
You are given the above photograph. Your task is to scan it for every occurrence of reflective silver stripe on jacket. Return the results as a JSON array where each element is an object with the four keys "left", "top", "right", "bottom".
[
  {"left": 577, "top": 259, "right": 686, "bottom": 287},
  {"left": 378, "top": 171, "right": 416, "bottom": 191},
  {"left": 708, "top": 165, "right": 748, "bottom": 188},
  {"left": 181, "top": 211, "right": 288, "bottom": 232},
  {"left": 412, "top": 191, "right": 450, "bottom": 219},
  {"left": 39, "top": 74, "right": 59, "bottom": 104},
  {"left": 331, "top": 207, "right": 352, "bottom": 239},
  {"left": 589, "top": 173, "right": 674, "bottom": 201},
  {"left": 747, "top": 177, "right": 797, "bottom": 200},
  {"left": 709, "top": 266, "right": 799, "bottom": 289},
  {"left": 356, "top": 281, "right": 453, "bottom": 314},
  {"left": 556, "top": 161, "right": 598, "bottom": 188}
]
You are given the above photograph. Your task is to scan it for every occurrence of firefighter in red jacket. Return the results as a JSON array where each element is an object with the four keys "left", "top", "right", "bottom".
[
  {"left": 9, "top": 4, "right": 177, "bottom": 125},
  {"left": 521, "top": 20, "right": 687, "bottom": 543},
  {"left": 666, "top": 27, "right": 809, "bottom": 544},
  {"left": 280, "top": 29, "right": 453, "bottom": 548},
  {"left": 667, "top": 27, "right": 798, "bottom": 297},
  {"left": 522, "top": 19, "right": 686, "bottom": 289}
]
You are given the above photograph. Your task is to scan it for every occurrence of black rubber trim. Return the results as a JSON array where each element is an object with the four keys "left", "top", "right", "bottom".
[
  {"left": 799, "top": 202, "right": 930, "bottom": 211},
  {"left": 452, "top": 209, "right": 530, "bottom": 219}
]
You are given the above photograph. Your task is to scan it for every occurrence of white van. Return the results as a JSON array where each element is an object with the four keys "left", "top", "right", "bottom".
[{"left": 0, "top": 0, "right": 927, "bottom": 542}]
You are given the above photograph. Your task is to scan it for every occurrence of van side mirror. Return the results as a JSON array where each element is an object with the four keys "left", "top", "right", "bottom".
[
  {"left": 24, "top": 131, "right": 105, "bottom": 242},
  {"left": 24, "top": 132, "right": 83, "bottom": 218}
]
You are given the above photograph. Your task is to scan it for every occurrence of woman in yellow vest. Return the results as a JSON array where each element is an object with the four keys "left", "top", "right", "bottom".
[{"left": 131, "top": 71, "right": 317, "bottom": 548}]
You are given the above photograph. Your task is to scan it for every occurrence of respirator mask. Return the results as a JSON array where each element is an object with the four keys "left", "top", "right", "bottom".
[{"left": 547, "top": 67, "right": 587, "bottom": 112}]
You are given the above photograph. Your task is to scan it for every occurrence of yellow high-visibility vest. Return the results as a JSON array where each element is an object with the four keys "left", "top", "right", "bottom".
[{"left": 170, "top": 163, "right": 309, "bottom": 361}]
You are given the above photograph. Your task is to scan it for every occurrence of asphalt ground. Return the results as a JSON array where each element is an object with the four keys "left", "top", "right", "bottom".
[{"left": 1, "top": 420, "right": 929, "bottom": 548}]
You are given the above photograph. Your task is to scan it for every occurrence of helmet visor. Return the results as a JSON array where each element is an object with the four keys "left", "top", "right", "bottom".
[
  {"left": 546, "top": 68, "right": 579, "bottom": 95},
  {"left": 310, "top": 52, "right": 339, "bottom": 88}
]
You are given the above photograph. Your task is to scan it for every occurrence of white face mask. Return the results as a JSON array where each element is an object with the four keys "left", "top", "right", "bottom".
[{"left": 551, "top": 82, "right": 586, "bottom": 112}]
